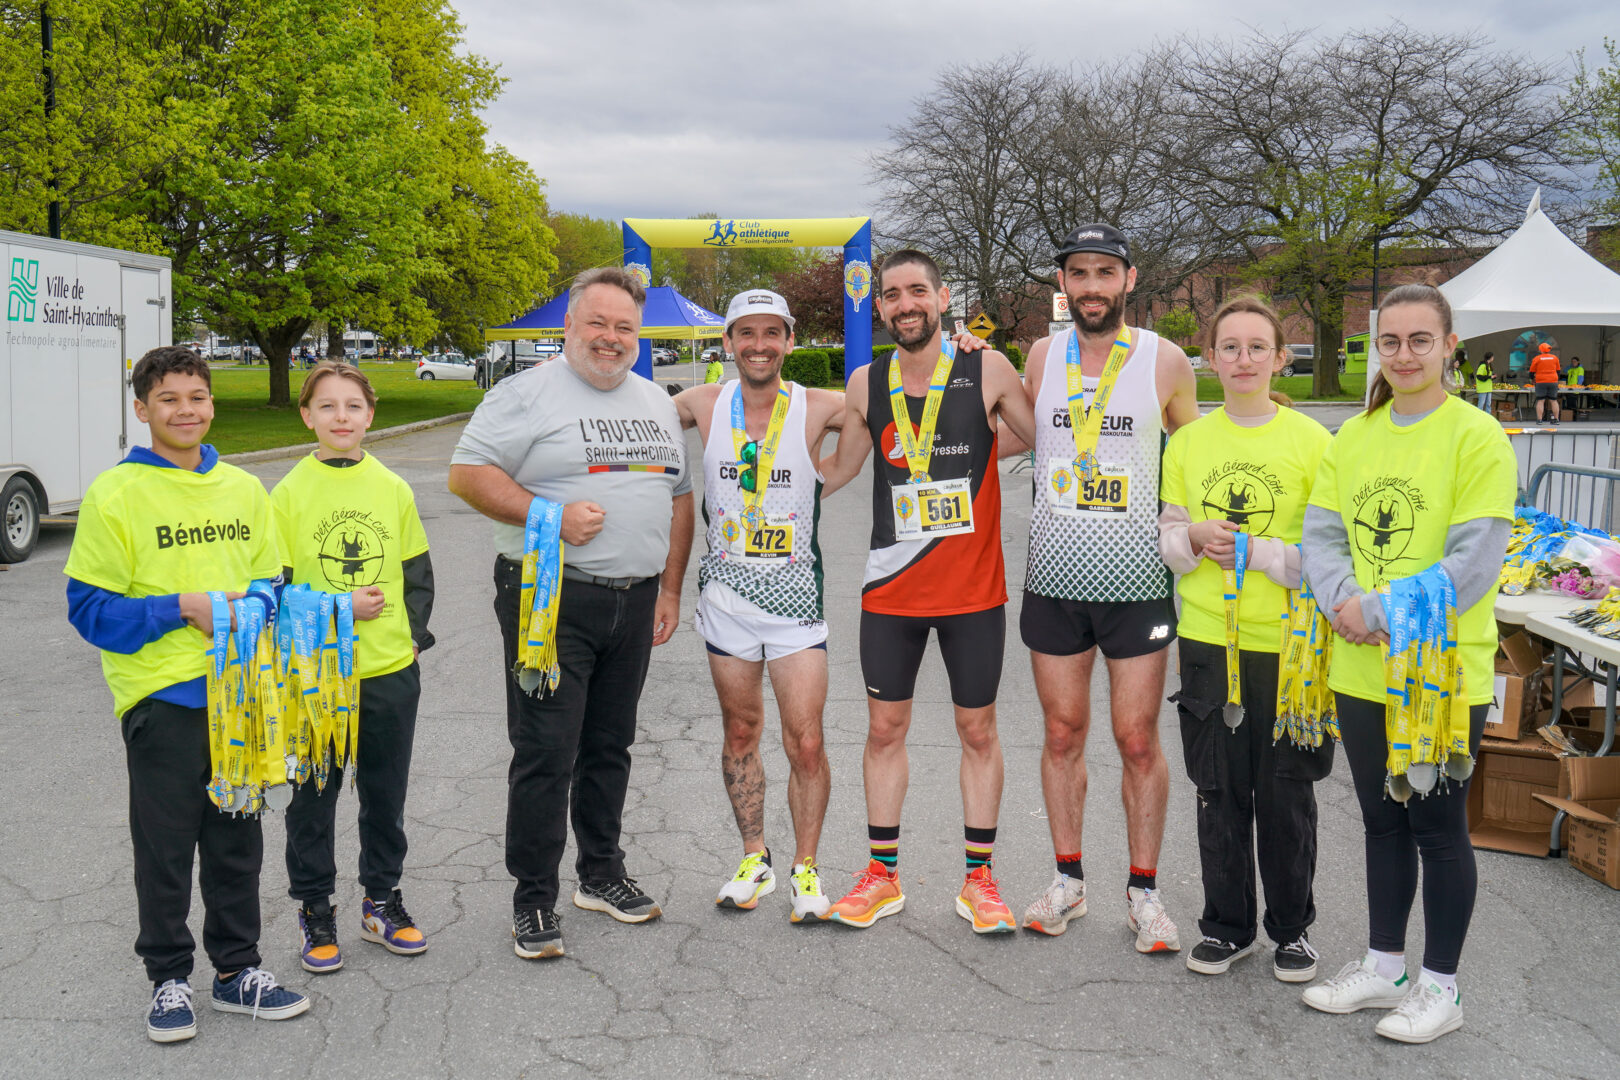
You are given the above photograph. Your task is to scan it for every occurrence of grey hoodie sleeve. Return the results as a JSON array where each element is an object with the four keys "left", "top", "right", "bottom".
[{"left": 1304, "top": 507, "right": 1509, "bottom": 634}]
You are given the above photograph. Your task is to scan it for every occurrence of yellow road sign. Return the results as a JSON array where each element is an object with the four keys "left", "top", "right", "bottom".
[{"left": 966, "top": 313, "right": 996, "bottom": 340}]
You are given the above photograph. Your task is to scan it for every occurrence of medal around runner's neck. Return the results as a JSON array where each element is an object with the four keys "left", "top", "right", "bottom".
[
  {"left": 886, "top": 346, "right": 975, "bottom": 540},
  {"left": 732, "top": 385, "right": 791, "bottom": 537}
]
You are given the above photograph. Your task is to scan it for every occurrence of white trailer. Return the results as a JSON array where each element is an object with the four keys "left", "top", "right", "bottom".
[{"left": 2, "top": 229, "right": 171, "bottom": 561}]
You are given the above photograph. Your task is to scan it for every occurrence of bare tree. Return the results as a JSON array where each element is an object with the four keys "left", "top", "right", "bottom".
[
  {"left": 1168, "top": 23, "right": 1575, "bottom": 395},
  {"left": 869, "top": 53, "right": 1055, "bottom": 347}
]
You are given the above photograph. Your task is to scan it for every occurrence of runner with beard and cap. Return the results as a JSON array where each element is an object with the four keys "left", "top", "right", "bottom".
[
  {"left": 670, "top": 289, "right": 846, "bottom": 923},
  {"left": 817, "top": 249, "right": 1038, "bottom": 934},
  {"left": 1005, "top": 224, "right": 1198, "bottom": 951}
]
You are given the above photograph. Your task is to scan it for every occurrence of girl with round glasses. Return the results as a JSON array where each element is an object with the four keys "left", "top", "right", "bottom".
[
  {"left": 1159, "top": 296, "right": 1333, "bottom": 985},
  {"left": 1300, "top": 284, "right": 1515, "bottom": 1043}
]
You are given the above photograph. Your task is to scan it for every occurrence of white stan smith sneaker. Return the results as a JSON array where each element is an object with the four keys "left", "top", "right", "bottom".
[
  {"left": 1126, "top": 886, "right": 1180, "bottom": 953},
  {"left": 1374, "top": 978, "right": 1465, "bottom": 1044},
  {"left": 1021, "top": 872, "right": 1087, "bottom": 936},
  {"left": 1301, "top": 959, "right": 1410, "bottom": 1014}
]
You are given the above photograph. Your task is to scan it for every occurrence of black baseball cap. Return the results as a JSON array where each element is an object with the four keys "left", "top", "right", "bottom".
[{"left": 1054, "top": 223, "right": 1131, "bottom": 270}]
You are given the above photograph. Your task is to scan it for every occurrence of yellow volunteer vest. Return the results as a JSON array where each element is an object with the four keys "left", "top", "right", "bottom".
[
  {"left": 1309, "top": 396, "right": 1516, "bottom": 704},
  {"left": 64, "top": 460, "right": 281, "bottom": 718},
  {"left": 271, "top": 452, "right": 429, "bottom": 678},
  {"left": 1161, "top": 406, "right": 1330, "bottom": 652}
]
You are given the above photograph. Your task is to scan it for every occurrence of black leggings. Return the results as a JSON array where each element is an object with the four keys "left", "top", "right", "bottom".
[{"left": 1337, "top": 694, "right": 1486, "bottom": 976}]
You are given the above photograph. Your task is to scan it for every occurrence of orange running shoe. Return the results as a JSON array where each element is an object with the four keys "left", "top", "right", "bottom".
[
  {"left": 827, "top": 860, "right": 905, "bottom": 928},
  {"left": 955, "top": 864, "right": 1015, "bottom": 934}
]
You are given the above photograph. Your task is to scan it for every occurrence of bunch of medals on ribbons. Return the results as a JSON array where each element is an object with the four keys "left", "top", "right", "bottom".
[
  {"left": 1377, "top": 565, "right": 1469, "bottom": 803},
  {"left": 1499, "top": 506, "right": 1607, "bottom": 595},
  {"left": 515, "top": 496, "right": 564, "bottom": 697},
  {"left": 1219, "top": 533, "right": 1251, "bottom": 730},
  {"left": 1563, "top": 587, "right": 1620, "bottom": 639},
  {"left": 1275, "top": 550, "right": 1338, "bottom": 749},
  {"left": 205, "top": 584, "right": 360, "bottom": 817}
]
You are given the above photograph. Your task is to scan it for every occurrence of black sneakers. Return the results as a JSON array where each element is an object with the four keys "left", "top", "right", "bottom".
[
  {"left": 1185, "top": 936, "right": 1258, "bottom": 975},
  {"left": 573, "top": 878, "right": 662, "bottom": 923},
  {"left": 1274, "top": 935, "right": 1320, "bottom": 982},
  {"left": 513, "top": 907, "right": 564, "bottom": 959}
]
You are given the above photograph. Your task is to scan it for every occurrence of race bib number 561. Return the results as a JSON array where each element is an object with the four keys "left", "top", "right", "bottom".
[{"left": 893, "top": 477, "right": 975, "bottom": 539}]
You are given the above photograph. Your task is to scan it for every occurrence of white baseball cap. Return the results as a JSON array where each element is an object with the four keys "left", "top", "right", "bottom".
[{"left": 724, "top": 289, "right": 795, "bottom": 333}]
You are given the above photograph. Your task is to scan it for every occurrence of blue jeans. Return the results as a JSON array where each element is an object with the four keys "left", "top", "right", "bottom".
[{"left": 1475, "top": 391, "right": 1492, "bottom": 412}]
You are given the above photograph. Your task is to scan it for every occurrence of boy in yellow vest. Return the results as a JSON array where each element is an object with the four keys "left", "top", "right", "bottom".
[
  {"left": 65, "top": 346, "right": 309, "bottom": 1042},
  {"left": 272, "top": 362, "right": 435, "bottom": 973}
]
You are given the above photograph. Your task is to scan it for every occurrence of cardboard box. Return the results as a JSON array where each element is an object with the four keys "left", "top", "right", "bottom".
[
  {"left": 1487, "top": 631, "right": 1547, "bottom": 739},
  {"left": 1532, "top": 757, "right": 1620, "bottom": 889},
  {"left": 1495, "top": 401, "right": 1517, "bottom": 420},
  {"left": 1467, "top": 733, "right": 1565, "bottom": 856},
  {"left": 1560, "top": 408, "right": 1575, "bottom": 422}
]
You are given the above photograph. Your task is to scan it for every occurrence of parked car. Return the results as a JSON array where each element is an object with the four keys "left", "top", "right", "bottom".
[
  {"left": 652, "top": 347, "right": 677, "bottom": 366},
  {"left": 1281, "top": 344, "right": 1315, "bottom": 377},
  {"left": 416, "top": 355, "right": 475, "bottom": 381},
  {"left": 701, "top": 346, "right": 729, "bottom": 363}
]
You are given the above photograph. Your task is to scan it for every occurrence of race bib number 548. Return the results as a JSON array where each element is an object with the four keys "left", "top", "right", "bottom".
[{"left": 1048, "top": 461, "right": 1130, "bottom": 516}]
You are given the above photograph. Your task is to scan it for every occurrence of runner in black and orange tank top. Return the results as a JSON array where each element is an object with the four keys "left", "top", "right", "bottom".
[{"left": 817, "top": 249, "right": 1036, "bottom": 936}]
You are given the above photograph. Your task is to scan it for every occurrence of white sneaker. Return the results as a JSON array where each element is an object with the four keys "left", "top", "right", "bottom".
[
  {"left": 1375, "top": 979, "right": 1465, "bottom": 1044},
  {"left": 716, "top": 851, "right": 775, "bottom": 910},
  {"left": 1021, "top": 872, "right": 1087, "bottom": 936},
  {"left": 788, "top": 859, "right": 830, "bottom": 923},
  {"left": 1126, "top": 886, "right": 1180, "bottom": 953},
  {"left": 1301, "top": 959, "right": 1409, "bottom": 1014}
]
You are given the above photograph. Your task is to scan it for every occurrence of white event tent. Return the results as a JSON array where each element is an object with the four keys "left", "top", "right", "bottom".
[{"left": 1438, "top": 191, "right": 1620, "bottom": 380}]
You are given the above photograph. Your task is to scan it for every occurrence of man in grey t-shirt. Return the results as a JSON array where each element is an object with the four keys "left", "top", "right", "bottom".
[{"left": 449, "top": 267, "right": 694, "bottom": 960}]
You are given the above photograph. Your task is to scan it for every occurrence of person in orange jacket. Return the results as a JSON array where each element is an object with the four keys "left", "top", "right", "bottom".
[{"left": 1528, "top": 342, "right": 1561, "bottom": 424}]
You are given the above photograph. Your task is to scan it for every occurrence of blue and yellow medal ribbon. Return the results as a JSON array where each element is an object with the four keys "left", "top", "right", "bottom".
[
  {"left": 1275, "top": 548, "right": 1338, "bottom": 748},
  {"left": 887, "top": 343, "right": 955, "bottom": 483},
  {"left": 1063, "top": 327, "right": 1132, "bottom": 481},
  {"left": 1378, "top": 566, "right": 1468, "bottom": 802},
  {"left": 731, "top": 384, "right": 791, "bottom": 531},
  {"left": 516, "top": 496, "right": 564, "bottom": 697},
  {"left": 1221, "top": 532, "right": 1249, "bottom": 729},
  {"left": 205, "top": 592, "right": 235, "bottom": 810}
]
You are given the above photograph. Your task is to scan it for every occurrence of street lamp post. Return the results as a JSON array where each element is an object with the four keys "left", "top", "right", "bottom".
[{"left": 41, "top": 3, "right": 60, "bottom": 239}]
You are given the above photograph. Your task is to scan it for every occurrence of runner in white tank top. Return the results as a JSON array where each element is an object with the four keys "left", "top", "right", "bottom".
[
  {"left": 1000, "top": 225, "right": 1200, "bottom": 951},
  {"left": 670, "top": 290, "right": 847, "bottom": 924}
]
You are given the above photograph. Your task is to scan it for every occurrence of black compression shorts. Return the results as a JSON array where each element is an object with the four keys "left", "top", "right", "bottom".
[{"left": 858, "top": 606, "right": 1005, "bottom": 709}]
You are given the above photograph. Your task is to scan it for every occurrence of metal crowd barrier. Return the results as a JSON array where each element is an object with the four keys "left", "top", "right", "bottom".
[{"left": 1511, "top": 428, "right": 1620, "bottom": 533}]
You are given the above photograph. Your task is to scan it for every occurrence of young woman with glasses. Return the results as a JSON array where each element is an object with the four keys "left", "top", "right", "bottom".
[
  {"left": 1158, "top": 295, "right": 1334, "bottom": 985},
  {"left": 1298, "top": 284, "right": 1516, "bottom": 1043}
]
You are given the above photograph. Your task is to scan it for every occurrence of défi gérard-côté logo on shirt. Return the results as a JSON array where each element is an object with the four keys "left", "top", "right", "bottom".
[
  {"left": 313, "top": 509, "right": 392, "bottom": 590},
  {"left": 1197, "top": 460, "right": 1285, "bottom": 535},
  {"left": 1349, "top": 475, "right": 1427, "bottom": 575}
]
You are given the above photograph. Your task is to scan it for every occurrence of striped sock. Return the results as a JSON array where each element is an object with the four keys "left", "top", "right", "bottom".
[
  {"left": 868, "top": 824, "right": 899, "bottom": 871},
  {"left": 965, "top": 826, "right": 997, "bottom": 872},
  {"left": 1127, "top": 865, "right": 1157, "bottom": 891},
  {"left": 1056, "top": 850, "right": 1083, "bottom": 880}
]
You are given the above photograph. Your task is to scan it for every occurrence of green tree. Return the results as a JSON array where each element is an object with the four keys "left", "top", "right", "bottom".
[
  {"left": 547, "top": 211, "right": 623, "bottom": 290},
  {"left": 1568, "top": 39, "right": 1620, "bottom": 260},
  {"left": 1153, "top": 307, "right": 1198, "bottom": 345}
]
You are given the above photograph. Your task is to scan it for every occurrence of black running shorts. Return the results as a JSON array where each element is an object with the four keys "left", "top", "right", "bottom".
[
  {"left": 1534, "top": 382, "right": 1558, "bottom": 400},
  {"left": 1019, "top": 590, "right": 1177, "bottom": 659},
  {"left": 858, "top": 606, "right": 1005, "bottom": 709}
]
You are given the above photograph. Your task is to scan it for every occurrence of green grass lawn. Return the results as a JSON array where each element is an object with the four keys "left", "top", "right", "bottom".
[
  {"left": 205, "top": 361, "right": 484, "bottom": 455},
  {"left": 1194, "top": 371, "right": 1366, "bottom": 402}
]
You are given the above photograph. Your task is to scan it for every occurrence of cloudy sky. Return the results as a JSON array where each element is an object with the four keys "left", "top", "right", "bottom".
[{"left": 451, "top": 0, "right": 1603, "bottom": 222}]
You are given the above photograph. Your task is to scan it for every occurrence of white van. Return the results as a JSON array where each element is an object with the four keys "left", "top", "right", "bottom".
[{"left": 2, "top": 230, "right": 171, "bottom": 561}]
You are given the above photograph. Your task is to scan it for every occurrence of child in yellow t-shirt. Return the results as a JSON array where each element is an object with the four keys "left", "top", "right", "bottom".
[
  {"left": 1159, "top": 296, "right": 1333, "bottom": 985},
  {"left": 1300, "top": 285, "right": 1516, "bottom": 1043},
  {"left": 271, "top": 362, "right": 435, "bottom": 974},
  {"left": 64, "top": 346, "right": 309, "bottom": 1042}
]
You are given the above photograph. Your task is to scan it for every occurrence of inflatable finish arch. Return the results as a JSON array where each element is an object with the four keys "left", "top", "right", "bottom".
[{"left": 621, "top": 217, "right": 872, "bottom": 382}]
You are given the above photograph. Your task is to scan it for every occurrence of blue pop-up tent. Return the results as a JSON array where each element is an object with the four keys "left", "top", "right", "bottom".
[{"left": 485, "top": 286, "right": 725, "bottom": 341}]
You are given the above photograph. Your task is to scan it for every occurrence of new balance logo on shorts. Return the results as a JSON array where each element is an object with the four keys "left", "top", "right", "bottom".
[{"left": 1149, "top": 625, "right": 1170, "bottom": 640}]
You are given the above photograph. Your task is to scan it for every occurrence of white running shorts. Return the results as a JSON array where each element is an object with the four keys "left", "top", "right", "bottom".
[{"left": 694, "top": 580, "right": 827, "bottom": 662}]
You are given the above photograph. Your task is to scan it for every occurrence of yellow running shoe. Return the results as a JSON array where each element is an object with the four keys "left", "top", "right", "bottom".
[
  {"left": 827, "top": 860, "right": 904, "bottom": 928},
  {"left": 955, "top": 864, "right": 1015, "bottom": 934},
  {"left": 716, "top": 851, "right": 776, "bottom": 910}
]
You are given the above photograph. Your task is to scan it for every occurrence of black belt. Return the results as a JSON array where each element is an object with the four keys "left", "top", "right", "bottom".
[{"left": 496, "top": 555, "right": 653, "bottom": 591}]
